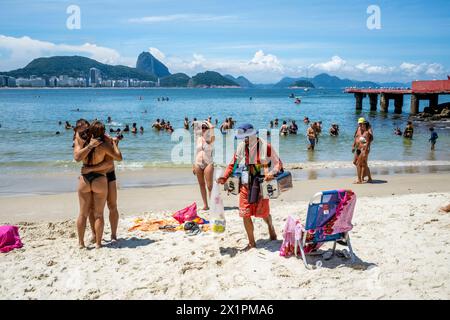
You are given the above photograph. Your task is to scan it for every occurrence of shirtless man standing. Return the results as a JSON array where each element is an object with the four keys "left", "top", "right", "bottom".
[{"left": 307, "top": 124, "right": 316, "bottom": 151}]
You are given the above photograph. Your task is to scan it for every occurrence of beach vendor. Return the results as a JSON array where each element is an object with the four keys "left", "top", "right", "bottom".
[{"left": 217, "top": 123, "right": 282, "bottom": 251}]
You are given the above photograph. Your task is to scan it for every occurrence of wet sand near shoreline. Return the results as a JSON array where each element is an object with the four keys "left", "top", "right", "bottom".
[{"left": 0, "top": 172, "right": 448, "bottom": 223}]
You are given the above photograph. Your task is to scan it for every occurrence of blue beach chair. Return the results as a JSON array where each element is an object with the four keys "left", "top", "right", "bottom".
[{"left": 296, "top": 189, "right": 357, "bottom": 269}]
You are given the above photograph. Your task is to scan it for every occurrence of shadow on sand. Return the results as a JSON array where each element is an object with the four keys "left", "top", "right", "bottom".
[
  {"left": 104, "top": 237, "right": 156, "bottom": 249},
  {"left": 290, "top": 244, "right": 376, "bottom": 270},
  {"left": 220, "top": 240, "right": 375, "bottom": 270},
  {"left": 224, "top": 206, "right": 239, "bottom": 211},
  {"left": 367, "top": 179, "right": 388, "bottom": 184}
]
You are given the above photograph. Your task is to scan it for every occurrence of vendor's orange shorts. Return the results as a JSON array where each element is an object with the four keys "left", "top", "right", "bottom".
[{"left": 239, "top": 185, "right": 270, "bottom": 219}]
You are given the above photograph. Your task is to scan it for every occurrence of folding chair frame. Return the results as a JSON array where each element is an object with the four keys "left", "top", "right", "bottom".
[{"left": 296, "top": 231, "right": 355, "bottom": 270}]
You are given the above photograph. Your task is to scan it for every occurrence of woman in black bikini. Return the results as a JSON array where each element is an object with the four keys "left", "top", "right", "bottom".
[{"left": 74, "top": 121, "right": 122, "bottom": 248}]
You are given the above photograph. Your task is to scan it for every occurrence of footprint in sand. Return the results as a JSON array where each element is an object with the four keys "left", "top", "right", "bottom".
[
  {"left": 271, "top": 265, "right": 292, "bottom": 278},
  {"left": 180, "top": 261, "right": 206, "bottom": 274}
]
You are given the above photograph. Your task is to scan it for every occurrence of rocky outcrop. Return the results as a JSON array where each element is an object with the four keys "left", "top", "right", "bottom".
[
  {"left": 411, "top": 102, "right": 450, "bottom": 121},
  {"left": 136, "top": 52, "right": 170, "bottom": 78}
]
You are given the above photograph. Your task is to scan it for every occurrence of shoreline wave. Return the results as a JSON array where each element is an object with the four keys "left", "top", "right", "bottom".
[{"left": 1, "top": 159, "right": 450, "bottom": 173}]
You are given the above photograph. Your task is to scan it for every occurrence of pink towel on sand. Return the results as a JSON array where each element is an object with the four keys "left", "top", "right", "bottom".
[{"left": 0, "top": 225, "right": 23, "bottom": 253}]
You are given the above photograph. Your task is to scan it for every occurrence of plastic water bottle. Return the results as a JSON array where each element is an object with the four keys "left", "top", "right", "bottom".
[{"left": 210, "top": 168, "right": 226, "bottom": 233}]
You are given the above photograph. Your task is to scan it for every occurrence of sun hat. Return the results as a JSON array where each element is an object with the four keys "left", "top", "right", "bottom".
[
  {"left": 235, "top": 123, "right": 257, "bottom": 139},
  {"left": 358, "top": 117, "right": 366, "bottom": 124}
]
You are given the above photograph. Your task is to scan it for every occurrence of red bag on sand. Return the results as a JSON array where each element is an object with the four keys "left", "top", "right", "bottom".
[{"left": 172, "top": 202, "right": 198, "bottom": 224}]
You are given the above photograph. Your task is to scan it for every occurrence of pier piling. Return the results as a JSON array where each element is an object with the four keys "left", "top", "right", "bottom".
[
  {"left": 369, "top": 94, "right": 378, "bottom": 111},
  {"left": 380, "top": 93, "right": 389, "bottom": 112},
  {"left": 394, "top": 95, "right": 404, "bottom": 114},
  {"left": 410, "top": 94, "right": 419, "bottom": 115},
  {"left": 355, "top": 93, "right": 363, "bottom": 110}
]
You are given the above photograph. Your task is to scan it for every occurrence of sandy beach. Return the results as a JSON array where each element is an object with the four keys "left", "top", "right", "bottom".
[{"left": 0, "top": 172, "right": 449, "bottom": 300}]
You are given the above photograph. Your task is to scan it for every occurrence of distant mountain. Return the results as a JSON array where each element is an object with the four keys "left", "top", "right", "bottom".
[
  {"left": 224, "top": 75, "right": 254, "bottom": 88},
  {"left": 188, "top": 71, "right": 239, "bottom": 87},
  {"left": 275, "top": 73, "right": 384, "bottom": 88},
  {"left": 288, "top": 80, "right": 315, "bottom": 88},
  {"left": 1, "top": 56, "right": 157, "bottom": 81},
  {"left": 136, "top": 52, "right": 171, "bottom": 78},
  {"left": 273, "top": 77, "right": 305, "bottom": 88},
  {"left": 159, "top": 73, "right": 190, "bottom": 87}
]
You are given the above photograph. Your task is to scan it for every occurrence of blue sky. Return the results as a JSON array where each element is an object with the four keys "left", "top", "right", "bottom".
[{"left": 0, "top": 0, "right": 449, "bottom": 83}]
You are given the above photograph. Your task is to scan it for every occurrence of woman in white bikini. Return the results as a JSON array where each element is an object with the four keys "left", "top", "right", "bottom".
[{"left": 193, "top": 120, "right": 215, "bottom": 210}]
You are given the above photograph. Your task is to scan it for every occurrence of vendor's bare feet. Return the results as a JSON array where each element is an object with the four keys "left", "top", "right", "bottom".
[
  {"left": 202, "top": 206, "right": 210, "bottom": 211},
  {"left": 95, "top": 244, "right": 102, "bottom": 249},
  {"left": 79, "top": 243, "right": 86, "bottom": 249},
  {"left": 89, "top": 235, "right": 96, "bottom": 244},
  {"left": 240, "top": 243, "right": 256, "bottom": 252},
  {"left": 353, "top": 180, "right": 362, "bottom": 184},
  {"left": 367, "top": 179, "right": 373, "bottom": 183},
  {"left": 269, "top": 227, "right": 277, "bottom": 241}
]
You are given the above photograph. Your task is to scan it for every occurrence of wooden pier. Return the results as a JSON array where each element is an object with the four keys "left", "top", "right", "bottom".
[{"left": 345, "top": 79, "right": 450, "bottom": 115}]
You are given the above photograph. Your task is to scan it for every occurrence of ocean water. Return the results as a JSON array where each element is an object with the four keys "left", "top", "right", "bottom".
[{"left": 0, "top": 88, "right": 449, "bottom": 174}]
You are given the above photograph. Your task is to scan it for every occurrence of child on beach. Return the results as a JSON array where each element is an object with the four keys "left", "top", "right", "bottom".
[
  {"left": 355, "top": 137, "right": 368, "bottom": 184},
  {"left": 429, "top": 127, "right": 438, "bottom": 150}
]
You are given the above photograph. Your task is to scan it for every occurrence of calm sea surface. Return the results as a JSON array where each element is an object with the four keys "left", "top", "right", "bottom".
[{"left": 0, "top": 88, "right": 449, "bottom": 174}]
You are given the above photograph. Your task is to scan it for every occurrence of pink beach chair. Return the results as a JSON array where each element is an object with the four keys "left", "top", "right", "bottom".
[{"left": 280, "top": 189, "right": 356, "bottom": 269}]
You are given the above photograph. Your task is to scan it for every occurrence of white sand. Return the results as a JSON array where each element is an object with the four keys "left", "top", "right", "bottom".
[{"left": 0, "top": 174, "right": 449, "bottom": 299}]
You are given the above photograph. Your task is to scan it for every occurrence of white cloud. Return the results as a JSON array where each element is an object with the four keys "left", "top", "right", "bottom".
[
  {"left": 128, "top": 14, "right": 236, "bottom": 24},
  {"left": 148, "top": 47, "right": 166, "bottom": 62},
  {"left": 399, "top": 62, "right": 445, "bottom": 77},
  {"left": 160, "top": 50, "right": 286, "bottom": 82},
  {"left": 248, "top": 50, "right": 284, "bottom": 73},
  {"left": 308, "top": 55, "right": 447, "bottom": 81},
  {"left": 310, "top": 55, "right": 348, "bottom": 73},
  {"left": 0, "top": 35, "right": 134, "bottom": 71}
]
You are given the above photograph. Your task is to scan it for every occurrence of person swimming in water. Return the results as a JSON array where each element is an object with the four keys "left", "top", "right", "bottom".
[
  {"left": 123, "top": 124, "right": 130, "bottom": 133},
  {"left": 403, "top": 121, "right": 414, "bottom": 139},
  {"left": 280, "top": 121, "right": 289, "bottom": 136},
  {"left": 65, "top": 121, "right": 72, "bottom": 130},
  {"left": 289, "top": 120, "right": 298, "bottom": 134},
  {"left": 131, "top": 123, "right": 138, "bottom": 134},
  {"left": 329, "top": 123, "right": 339, "bottom": 136},
  {"left": 152, "top": 119, "right": 161, "bottom": 130}
]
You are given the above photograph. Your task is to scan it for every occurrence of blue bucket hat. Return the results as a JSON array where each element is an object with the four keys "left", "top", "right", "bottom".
[{"left": 235, "top": 123, "right": 257, "bottom": 139}]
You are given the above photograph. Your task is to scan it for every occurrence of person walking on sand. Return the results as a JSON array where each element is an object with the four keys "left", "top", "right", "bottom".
[
  {"left": 429, "top": 127, "right": 438, "bottom": 150},
  {"left": 73, "top": 120, "right": 122, "bottom": 248},
  {"left": 193, "top": 120, "right": 215, "bottom": 210},
  {"left": 307, "top": 123, "right": 316, "bottom": 151},
  {"left": 217, "top": 124, "right": 282, "bottom": 251}
]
